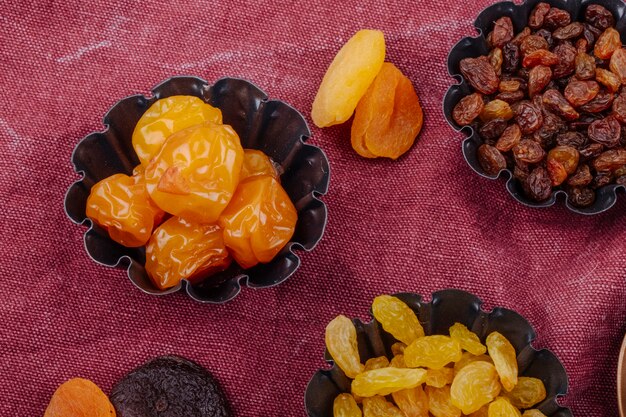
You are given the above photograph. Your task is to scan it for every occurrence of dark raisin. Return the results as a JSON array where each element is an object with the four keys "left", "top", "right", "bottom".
[
  {"left": 520, "top": 35, "right": 549, "bottom": 56},
  {"left": 593, "top": 149, "right": 626, "bottom": 171},
  {"left": 543, "top": 89, "right": 580, "bottom": 120},
  {"left": 568, "top": 164, "right": 593, "bottom": 186},
  {"left": 579, "top": 89, "right": 614, "bottom": 113},
  {"left": 612, "top": 93, "right": 626, "bottom": 124},
  {"left": 592, "top": 171, "right": 614, "bottom": 188},
  {"left": 557, "top": 131, "right": 587, "bottom": 149},
  {"left": 496, "top": 90, "right": 526, "bottom": 103},
  {"left": 588, "top": 116, "right": 621, "bottom": 147},
  {"left": 535, "top": 29, "right": 554, "bottom": 49},
  {"left": 477, "top": 144, "right": 507, "bottom": 175},
  {"left": 616, "top": 175, "right": 626, "bottom": 185},
  {"left": 526, "top": 167, "right": 553, "bottom": 201},
  {"left": 553, "top": 42, "right": 577, "bottom": 79},
  {"left": 460, "top": 56, "right": 499, "bottom": 94},
  {"left": 529, "top": 3, "right": 551, "bottom": 29},
  {"left": 553, "top": 22, "right": 584, "bottom": 40},
  {"left": 575, "top": 52, "right": 596, "bottom": 80},
  {"left": 492, "top": 17, "right": 514, "bottom": 48},
  {"left": 513, "top": 101, "right": 544, "bottom": 134},
  {"left": 513, "top": 138, "right": 546, "bottom": 163},
  {"left": 453, "top": 93, "right": 485, "bottom": 126},
  {"left": 503, "top": 43, "right": 521, "bottom": 72},
  {"left": 580, "top": 143, "right": 605, "bottom": 160},
  {"left": 585, "top": 4, "right": 615, "bottom": 31},
  {"left": 567, "top": 187, "right": 596, "bottom": 207},
  {"left": 479, "top": 118, "right": 508, "bottom": 140},
  {"left": 544, "top": 7, "right": 572, "bottom": 30},
  {"left": 564, "top": 80, "right": 600, "bottom": 107}
]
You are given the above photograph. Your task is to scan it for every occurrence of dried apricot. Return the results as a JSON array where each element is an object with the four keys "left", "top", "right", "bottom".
[
  {"left": 426, "top": 385, "right": 462, "bottom": 417},
  {"left": 450, "top": 361, "right": 502, "bottom": 414},
  {"left": 312, "top": 30, "right": 385, "bottom": 127},
  {"left": 44, "top": 378, "right": 115, "bottom": 417},
  {"left": 372, "top": 295, "right": 424, "bottom": 345},
  {"left": 334, "top": 393, "right": 362, "bottom": 417},
  {"left": 404, "top": 335, "right": 462, "bottom": 370},
  {"left": 487, "top": 397, "right": 521, "bottom": 417},
  {"left": 325, "top": 315, "right": 364, "bottom": 378},
  {"left": 391, "top": 386, "right": 429, "bottom": 417},
  {"left": 351, "top": 62, "right": 423, "bottom": 159},
  {"left": 449, "top": 323, "right": 487, "bottom": 355},
  {"left": 502, "top": 377, "right": 547, "bottom": 409},
  {"left": 352, "top": 368, "right": 427, "bottom": 397},
  {"left": 486, "top": 332, "right": 518, "bottom": 392},
  {"left": 362, "top": 396, "right": 405, "bottom": 417}
]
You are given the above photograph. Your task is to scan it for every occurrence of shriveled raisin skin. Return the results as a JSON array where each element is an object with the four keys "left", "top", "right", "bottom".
[
  {"left": 553, "top": 42, "right": 577, "bottom": 78},
  {"left": 492, "top": 17, "right": 514, "bottom": 48},
  {"left": 520, "top": 35, "right": 549, "bottom": 57},
  {"left": 594, "top": 27, "right": 621, "bottom": 59},
  {"left": 575, "top": 52, "right": 596, "bottom": 80},
  {"left": 372, "top": 295, "right": 424, "bottom": 345},
  {"left": 568, "top": 187, "right": 596, "bottom": 207},
  {"left": 543, "top": 89, "right": 579, "bottom": 120},
  {"left": 588, "top": 117, "right": 621, "bottom": 147},
  {"left": 480, "top": 100, "right": 514, "bottom": 122},
  {"left": 593, "top": 149, "right": 626, "bottom": 172},
  {"left": 503, "top": 43, "right": 521, "bottom": 72},
  {"left": 564, "top": 80, "right": 599, "bottom": 107},
  {"left": 325, "top": 315, "right": 364, "bottom": 378},
  {"left": 333, "top": 394, "right": 362, "bottom": 417},
  {"left": 528, "top": 65, "right": 552, "bottom": 97},
  {"left": 579, "top": 89, "right": 614, "bottom": 113},
  {"left": 478, "top": 144, "right": 507, "bottom": 175},
  {"left": 513, "top": 139, "right": 545, "bottom": 164},
  {"left": 526, "top": 167, "right": 553, "bottom": 201},
  {"left": 595, "top": 68, "right": 621, "bottom": 93},
  {"left": 523, "top": 49, "right": 559, "bottom": 68},
  {"left": 553, "top": 22, "right": 583, "bottom": 40},
  {"left": 460, "top": 57, "right": 499, "bottom": 94},
  {"left": 529, "top": 3, "right": 550, "bottom": 29},
  {"left": 513, "top": 101, "right": 543, "bottom": 134},
  {"left": 453, "top": 93, "right": 484, "bottom": 126},
  {"left": 544, "top": 7, "right": 571, "bottom": 30},
  {"left": 609, "top": 48, "right": 626, "bottom": 84},
  {"left": 496, "top": 124, "right": 522, "bottom": 152},
  {"left": 568, "top": 164, "right": 593, "bottom": 186},
  {"left": 585, "top": 4, "right": 615, "bottom": 31},
  {"left": 480, "top": 119, "right": 509, "bottom": 141}
]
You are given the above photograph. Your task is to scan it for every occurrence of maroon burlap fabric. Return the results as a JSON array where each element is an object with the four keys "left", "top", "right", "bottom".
[{"left": 1, "top": 1, "right": 625, "bottom": 415}]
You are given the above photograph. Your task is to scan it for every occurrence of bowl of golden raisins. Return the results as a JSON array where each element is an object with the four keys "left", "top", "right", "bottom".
[
  {"left": 305, "top": 289, "right": 571, "bottom": 417},
  {"left": 444, "top": 0, "right": 626, "bottom": 214},
  {"left": 65, "top": 76, "right": 329, "bottom": 303}
]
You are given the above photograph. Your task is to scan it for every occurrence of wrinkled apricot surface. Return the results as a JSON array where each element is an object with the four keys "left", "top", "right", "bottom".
[
  {"left": 44, "top": 378, "right": 115, "bottom": 417},
  {"left": 351, "top": 62, "right": 423, "bottom": 159},
  {"left": 311, "top": 29, "right": 385, "bottom": 127}
]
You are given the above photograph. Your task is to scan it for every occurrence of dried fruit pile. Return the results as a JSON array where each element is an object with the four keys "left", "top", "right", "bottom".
[
  {"left": 86, "top": 95, "right": 297, "bottom": 290},
  {"left": 326, "top": 295, "right": 547, "bottom": 417},
  {"left": 452, "top": 3, "right": 626, "bottom": 207},
  {"left": 312, "top": 30, "right": 423, "bottom": 159}
]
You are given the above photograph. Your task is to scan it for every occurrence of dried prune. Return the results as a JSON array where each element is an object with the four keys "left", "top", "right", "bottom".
[
  {"left": 575, "top": 52, "right": 596, "bottom": 80},
  {"left": 609, "top": 48, "right": 626, "bottom": 84},
  {"left": 594, "top": 27, "right": 621, "bottom": 60},
  {"left": 480, "top": 100, "right": 514, "bottom": 122},
  {"left": 526, "top": 166, "right": 553, "bottom": 201},
  {"left": 595, "top": 68, "right": 621, "bottom": 93},
  {"left": 593, "top": 149, "right": 626, "bottom": 171},
  {"left": 513, "top": 139, "right": 546, "bottom": 163},
  {"left": 568, "top": 187, "right": 596, "bottom": 207},
  {"left": 478, "top": 145, "right": 507, "bottom": 175},
  {"left": 453, "top": 93, "right": 484, "bottom": 126},
  {"left": 568, "top": 164, "right": 593, "bottom": 186},
  {"left": 520, "top": 35, "right": 549, "bottom": 57},
  {"left": 492, "top": 17, "right": 514, "bottom": 48},
  {"left": 460, "top": 57, "right": 499, "bottom": 94},
  {"left": 503, "top": 43, "right": 521, "bottom": 72},
  {"left": 496, "top": 124, "right": 522, "bottom": 152},
  {"left": 554, "top": 22, "right": 583, "bottom": 40},
  {"left": 579, "top": 89, "right": 614, "bottom": 113},
  {"left": 529, "top": 3, "right": 550, "bottom": 29},
  {"left": 564, "top": 80, "right": 600, "bottom": 107},
  {"left": 479, "top": 119, "right": 509, "bottom": 141},
  {"left": 544, "top": 7, "right": 571, "bottom": 29},
  {"left": 528, "top": 65, "right": 552, "bottom": 97},
  {"left": 110, "top": 356, "right": 230, "bottom": 417},
  {"left": 553, "top": 42, "right": 577, "bottom": 78},
  {"left": 588, "top": 117, "right": 621, "bottom": 147},
  {"left": 586, "top": 4, "right": 615, "bottom": 31},
  {"left": 514, "top": 101, "right": 543, "bottom": 134},
  {"left": 543, "top": 89, "right": 579, "bottom": 120},
  {"left": 44, "top": 378, "right": 115, "bottom": 417}
]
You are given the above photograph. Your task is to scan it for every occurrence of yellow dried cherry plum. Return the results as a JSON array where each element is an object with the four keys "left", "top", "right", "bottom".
[
  {"left": 486, "top": 332, "right": 519, "bottom": 392},
  {"left": 522, "top": 410, "right": 547, "bottom": 417},
  {"left": 425, "top": 367, "right": 454, "bottom": 388},
  {"left": 372, "top": 295, "right": 424, "bottom": 345},
  {"left": 311, "top": 29, "right": 385, "bottom": 127},
  {"left": 362, "top": 395, "right": 405, "bottom": 417},
  {"left": 454, "top": 352, "right": 493, "bottom": 375},
  {"left": 325, "top": 315, "right": 364, "bottom": 378},
  {"left": 132, "top": 95, "right": 222, "bottom": 166},
  {"left": 145, "top": 216, "right": 232, "bottom": 290},
  {"left": 218, "top": 175, "right": 297, "bottom": 268},
  {"left": 404, "top": 335, "right": 462, "bottom": 369},
  {"left": 240, "top": 149, "right": 279, "bottom": 181},
  {"left": 450, "top": 361, "right": 502, "bottom": 414},
  {"left": 502, "top": 377, "right": 546, "bottom": 409},
  {"left": 449, "top": 323, "right": 487, "bottom": 355},
  {"left": 145, "top": 121, "right": 244, "bottom": 224},
  {"left": 44, "top": 378, "right": 116, "bottom": 417},
  {"left": 391, "top": 385, "right": 429, "bottom": 417},
  {"left": 390, "top": 354, "right": 406, "bottom": 368},
  {"left": 86, "top": 170, "right": 165, "bottom": 247},
  {"left": 488, "top": 397, "right": 521, "bottom": 417},
  {"left": 364, "top": 356, "right": 390, "bottom": 371},
  {"left": 426, "top": 385, "right": 462, "bottom": 417},
  {"left": 352, "top": 62, "right": 423, "bottom": 159},
  {"left": 351, "top": 367, "right": 427, "bottom": 397},
  {"left": 334, "top": 393, "right": 362, "bottom": 417}
]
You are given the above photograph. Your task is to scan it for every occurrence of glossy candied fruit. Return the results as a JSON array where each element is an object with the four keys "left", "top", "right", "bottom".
[
  {"left": 325, "top": 315, "right": 364, "bottom": 378},
  {"left": 144, "top": 121, "right": 244, "bottom": 224},
  {"left": 44, "top": 378, "right": 115, "bottom": 417},
  {"left": 145, "top": 216, "right": 231, "bottom": 290},
  {"left": 371, "top": 295, "right": 424, "bottom": 345},
  {"left": 240, "top": 149, "right": 279, "bottom": 181},
  {"left": 218, "top": 175, "right": 297, "bottom": 269},
  {"left": 312, "top": 29, "right": 385, "bottom": 127},
  {"left": 132, "top": 95, "right": 222, "bottom": 166}
]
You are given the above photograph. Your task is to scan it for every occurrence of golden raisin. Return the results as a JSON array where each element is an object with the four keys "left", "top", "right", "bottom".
[
  {"left": 325, "top": 315, "right": 364, "bottom": 378},
  {"left": 391, "top": 385, "right": 429, "bottom": 417},
  {"left": 362, "top": 396, "right": 405, "bottom": 417},
  {"left": 486, "top": 332, "right": 518, "bottom": 392},
  {"left": 502, "top": 377, "right": 547, "bottom": 409},
  {"left": 488, "top": 397, "right": 521, "bottom": 417},
  {"left": 479, "top": 99, "right": 514, "bottom": 122},
  {"left": 522, "top": 410, "right": 548, "bottom": 417},
  {"left": 372, "top": 295, "right": 424, "bottom": 345},
  {"left": 391, "top": 342, "right": 407, "bottom": 356},
  {"left": 450, "top": 361, "right": 502, "bottom": 414},
  {"left": 351, "top": 367, "right": 427, "bottom": 397},
  {"left": 334, "top": 393, "right": 362, "bottom": 417},
  {"left": 594, "top": 27, "right": 621, "bottom": 59},
  {"left": 390, "top": 354, "right": 406, "bottom": 368},
  {"left": 364, "top": 356, "right": 390, "bottom": 371},
  {"left": 312, "top": 30, "right": 385, "bottom": 127},
  {"left": 405, "top": 335, "right": 462, "bottom": 370},
  {"left": 449, "top": 323, "right": 487, "bottom": 355},
  {"left": 454, "top": 352, "right": 493, "bottom": 375},
  {"left": 426, "top": 385, "right": 462, "bottom": 417},
  {"left": 425, "top": 367, "right": 454, "bottom": 388},
  {"left": 44, "top": 378, "right": 116, "bottom": 417}
]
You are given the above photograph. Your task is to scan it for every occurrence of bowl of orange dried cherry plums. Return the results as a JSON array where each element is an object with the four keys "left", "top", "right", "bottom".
[
  {"left": 305, "top": 289, "right": 571, "bottom": 417},
  {"left": 444, "top": 0, "right": 626, "bottom": 214},
  {"left": 65, "top": 76, "right": 329, "bottom": 303}
]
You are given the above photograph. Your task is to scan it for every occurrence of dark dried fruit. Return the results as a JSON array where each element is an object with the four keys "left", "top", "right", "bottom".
[
  {"left": 513, "top": 139, "right": 546, "bottom": 163},
  {"left": 564, "top": 80, "right": 600, "bottom": 107},
  {"left": 557, "top": 131, "right": 587, "bottom": 149},
  {"left": 489, "top": 47, "right": 504, "bottom": 75},
  {"left": 547, "top": 158, "right": 568, "bottom": 186},
  {"left": 496, "top": 124, "right": 522, "bottom": 152},
  {"left": 492, "top": 17, "right": 514, "bottom": 48},
  {"left": 544, "top": 7, "right": 571, "bottom": 30},
  {"left": 585, "top": 4, "right": 615, "bottom": 31},
  {"left": 513, "top": 101, "right": 544, "bottom": 134},
  {"left": 612, "top": 93, "right": 626, "bottom": 124},
  {"left": 575, "top": 52, "right": 596, "bottom": 80},
  {"left": 576, "top": 38, "right": 589, "bottom": 54},
  {"left": 514, "top": 161, "right": 530, "bottom": 182},
  {"left": 568, "top": 187, "right": 596, "bottom": 207},
  {"left": 617, "top": 175, "right": 626, "bottom": 185},
  {"left": 535, "top": 29, "right": 554, "bottom": 49},
  {"left": 480, "top": 99, "right": 513, "bottom": 122},
  {"left": 593, "top": 149, "right": 626, "bottom": 172},
  {"left": 503, "top": 43, "right": 521, "bottom": 72},
  {"left": 595, "top": 68, "right": 621, "bottom": 93},
  {"left": 520, "top": 35, "right": 549, "bottom": 57},
  {"left": 528, "top": 65, "right": 552, "bottom": 97},
  {"left": 479, "top": 118, "right": 509, "bottom": 141},
  {"left": 554, "top": 22, "right": 584, "bottom": 40},
  {"left": 460, "top": 57, "right": 499, "bottom": 94},
  {"left": 511, "top": 27, "right": 531, "bottom": 46},
  {"left": 110, "top": 356, "right": 230, "bottom": 417},
  {"left": 553, "top": 42, "right": 577, "bottom": 78},
  {"left": 594, "top": 27, "right": 621, "bottom": 60},
  {"left": 478, "top": 144, "right": 506, "bottom": 175},
  {"left": 579, "top": 89, "right": 614, "bottom": 113},
  {"left": 453, "top": 93, "right": 484, "bottom": 126},
  {"left": 609, "top": 48, "right": 626, "bottom": 84},
  {"left": 568, "top": 164, "right": 593, "bottom": 186},
  {"left": 499, "top": 80, "right": 520, "bottom": 92},
  {"left": 548, "top": 145, "right": 580, "bottom": 174},
  {"left": 580, "top": 143, "right": 605, "bottom": 160},
  {"left": 592, "top": 171, "right": 614, "bottom": 188},
  {"left": 588, "top": 117, "right": 621, "bottom": 147},
  {"left": 543, "top": 89, "right": 579, "bottom": 120},
  {"left": 497, "top": 90, "right": 525, "bottom": 104},
  {"left": 526, "top": 167, "right": 552, "bottom": 201},
  {"left": 529, "top": 3, "right": 551, "bottom": 29}
]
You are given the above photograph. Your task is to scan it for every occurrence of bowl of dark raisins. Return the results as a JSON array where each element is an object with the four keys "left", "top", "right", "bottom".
[{"left": 444, "top": 0, "right": 626, "bottom": 214}]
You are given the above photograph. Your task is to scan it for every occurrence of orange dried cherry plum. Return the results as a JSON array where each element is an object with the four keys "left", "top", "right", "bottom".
[
  {"left": 145, "top": 216, "right": 231, "bottom": 290},
  {"left": 351, "top": 62, "right": 423, "bottom": 159},
  {"left": 145, "top": 121, "right": 244, "bottom": 224},
  {"left": 311, "top": 29, "right": 385, "bottom": 127},
  {"left": 241, "top": 149, "right": 279, "bottom": 181},
  {"left": 132, "top": 95, "right": 222, "bottom": 166},
  {"left": 44, "top": 378, "right": 115, "bottom": 417},
  {"left": 218, "top": 175, "right": 297, "bottom": 269},
  {"left": 86, "top": 170, "right": 165, "bottom": 247}
]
